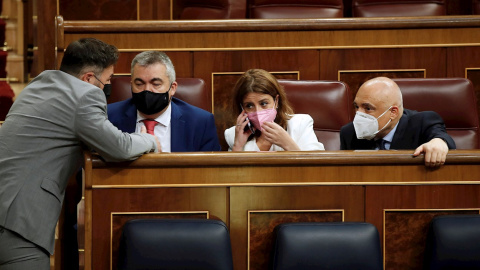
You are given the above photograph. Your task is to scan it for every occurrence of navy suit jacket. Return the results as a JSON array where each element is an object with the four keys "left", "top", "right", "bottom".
[
  {"left": 340, "top": 109, "right": 456, "bottom": 150},
  {"left": 108, "top": 97, "right": 221, "bottom": 152}
]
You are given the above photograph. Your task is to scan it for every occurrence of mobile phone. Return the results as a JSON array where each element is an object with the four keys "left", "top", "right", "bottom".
[{"left": 240, "top": 104, "right": 255, "bottom": 134}]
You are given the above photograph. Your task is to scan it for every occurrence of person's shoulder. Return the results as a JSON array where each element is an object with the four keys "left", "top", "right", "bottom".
[
  {"left": 290, "top": 114, "right": 312, "bottom": 121},
  {"left": 287, "top": 114, "right": 313, "bottom": 127},
  {"left": 340, "top": 121, "right": 354, "bottom": 134},
  {"left": 30, "top": 70, "right": 81, "bottom": 88},
  {"left": 52, "top": 70, "right": 92, "bottom": 89},
  {"left": 108, "top": 98, "right": 133, "bottom": 110},
  {"left": 29, "top": 70, "right": 101, "bottom": 100},
  {"left": 172, "top": 97, "right": 213, "bottom": 117},
  {"left": 224, "top": 125, "right": 235, "bottom": 136},
  {"left": 404, "top": 108, "right": 441, "bottom": 120}
]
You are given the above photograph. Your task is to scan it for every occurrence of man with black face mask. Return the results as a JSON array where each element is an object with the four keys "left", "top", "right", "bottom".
[{"left": 108, "top": 51, "right": 221, "bottom": 152}]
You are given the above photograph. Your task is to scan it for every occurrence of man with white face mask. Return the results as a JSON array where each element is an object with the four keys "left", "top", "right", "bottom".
[{"left": 340, "top": 77, "right": 455, "bottom": 167}]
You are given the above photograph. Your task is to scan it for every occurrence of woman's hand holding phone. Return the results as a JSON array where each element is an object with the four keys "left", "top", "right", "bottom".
[{"left": 232, "top": 111, "right": 253, "bottom": 151}]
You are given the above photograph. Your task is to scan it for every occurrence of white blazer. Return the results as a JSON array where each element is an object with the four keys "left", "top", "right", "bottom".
[{"left": 224, "top": 114, "right": 325, "bottom": 151}]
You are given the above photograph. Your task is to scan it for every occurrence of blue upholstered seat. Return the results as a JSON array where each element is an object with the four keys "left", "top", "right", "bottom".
[
  {"left": 118, "top": 219, "right": 234, "bottom": 270},
  {"left": 271, "top": 222, "right": 383, "bottom": 270},
  {"left": 424, "top": 215, "right": 480, "bottom": 270}
]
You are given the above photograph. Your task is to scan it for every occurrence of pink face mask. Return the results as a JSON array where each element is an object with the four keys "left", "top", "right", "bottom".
[{"left": 247, "top": 108, "right": 277, "bottom": 131}]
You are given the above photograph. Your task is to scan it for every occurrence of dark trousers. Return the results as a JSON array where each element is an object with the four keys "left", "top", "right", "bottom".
[{"left": 0, "top": 227, "right": 50, "bottom": 270}]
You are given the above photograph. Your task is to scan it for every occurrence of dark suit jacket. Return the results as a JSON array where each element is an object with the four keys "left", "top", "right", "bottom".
[
  {"left": 108, "top": 97, "right": 221, "bottom": 152},
  {"left": 340, "top": 109, "right": 456, "bottom": 150}
]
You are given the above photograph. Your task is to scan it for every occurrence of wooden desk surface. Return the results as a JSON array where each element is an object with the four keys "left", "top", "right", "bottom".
[{"left": 86, "top": 150, "right": 480, "bottom": 187}]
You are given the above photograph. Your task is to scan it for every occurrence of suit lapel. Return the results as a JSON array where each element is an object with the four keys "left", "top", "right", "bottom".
[
  {"left": 170, "top": 101, "right": 185, "bottom": 152},
  {"left": 390, "top": 110, "right": 409, "bottom": 149},
  {"left": 124, "top": 100, "right": 137, "bottom": 133}
]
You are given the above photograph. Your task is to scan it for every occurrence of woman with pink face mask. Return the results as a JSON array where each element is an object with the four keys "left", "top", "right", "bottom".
[{"left": 224, "top": 69, "right": 325, "bottom": 151}]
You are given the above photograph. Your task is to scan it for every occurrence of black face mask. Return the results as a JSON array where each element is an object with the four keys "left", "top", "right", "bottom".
[
  {"left": 93, "top": 75, "right": 112, "bottom": 99},
  {"left": 103, "top": 84, "right": 112, "bottom": 99},
  {"left": 132, "top": 87, "right": 171, "bottom": 115}
]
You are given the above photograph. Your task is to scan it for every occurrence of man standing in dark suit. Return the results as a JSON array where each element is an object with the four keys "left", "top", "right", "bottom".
[
  {"left": 340, "top": 77, "right": 455, "bottom": 167},
  {"left": 108, "top": 51, "right": 221, "bottom": 152}
]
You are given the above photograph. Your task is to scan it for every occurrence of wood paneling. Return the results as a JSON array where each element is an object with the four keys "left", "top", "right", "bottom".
[
  {"left": 339, "top": 69, "right": 425, "bottom": 105},
  {"left": 384, "top": 210, "right": 478, "bottom": 270},
  {"left": 321, "top": 48, "right": 445, "bottom": 80},
  {"left": 248, "top": 210, "right": 343, "bottom": 270},
  {"left": 33, "top": 0, "right": 56, "bottom": 75},
  {"left": 446, "top": 47, "right": 480, "bottom": 77},
  {"left": 111, "top": 212, "right": 208, "bottom": 270},
  {"left": 138, "top": 0, "right": 171, "bottom": 20},
  {"left": 55, "top": 18, "right": 480, "bottom": 127},
  {"left": 193, "top": 50, "right": 319, "bottom": 98},
  {"left": 56, "top": 18, "right": 480, "bottom": 103},
  {"left": 90, "top": 187, "right": 227, "bottom": 270},
  {"left": 446, "top": 0, "right": 475, "bottom": 15},
  {"left": 230, "top": 187, "right": 363, "bottom": 270},
  {"left": 59, "top": 0, "right": 138, "bottom": 20},
  {"left": 449, "top": 48, "right": 480, "bottom": 122},
  {"left": 365, "top": 185, "right": 480, "bottom": 269},
  {"left": 467, "top": 69, "right": 480, "bottom": 123},
  {"left": 115, "top": 51, "right": 193, "bottom": 78},
  {"left": 83, "top": 150, "right": 480, "bottom": 270}
]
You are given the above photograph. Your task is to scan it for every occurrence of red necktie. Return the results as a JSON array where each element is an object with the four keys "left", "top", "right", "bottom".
[{"left": 143, "top": 119, "right": 158, "bottom": 135}]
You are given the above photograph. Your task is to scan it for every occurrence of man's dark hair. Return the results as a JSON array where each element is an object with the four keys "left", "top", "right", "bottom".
[{"left": 59, "top": 38, "right": 119, "bottom": 78}]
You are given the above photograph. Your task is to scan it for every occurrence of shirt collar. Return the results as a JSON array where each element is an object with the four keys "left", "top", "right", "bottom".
[
  {"left": 136, "top": 104, "right": 172, "bottom": 127},
  {"left": 381, "top": 122, "right": 399, "bottom": 143}
]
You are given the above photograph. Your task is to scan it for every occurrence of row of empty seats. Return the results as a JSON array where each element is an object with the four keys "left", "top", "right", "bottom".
[
  {"left": 176, "top": 0, "right": 480, "bottom": 19},
  {"left": 109, "top": 76, "right": 480, "bottom": 151},
  {"left": 118, "top": 215, "right": 480, "bottom": 270}
]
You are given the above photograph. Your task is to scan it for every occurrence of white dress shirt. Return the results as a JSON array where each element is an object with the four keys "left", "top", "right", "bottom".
[
  {"left": 135, "top": 105, "right": 172, "bottom": 152},
  {"left": 375, "top": 122, "right": 399, "bottom": 150}
]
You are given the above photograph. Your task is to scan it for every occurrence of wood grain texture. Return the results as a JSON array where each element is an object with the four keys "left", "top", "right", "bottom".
[
  {"left": 82, "top": 151, "right": 480, "bottom": 270},
  {"left": 450, "top": 48, "right": 480, "bottom": 124},
  {"left": 138, "top": 0, "right": 171, "bottom": 20},
  {"left": 55, "top": 17, "right": 480, "bottom": 132},
  {"left": 323, "top": 48, "right": 445, "bottom": 80},
  {"left": 249, "top": 211, "right": 343, "bottom": 270},
  {"left": 59, "top": 0, "right": 138, "bottom": 20},
  {"left": 384, "top": 210, "right": 479, "bottom": 270},
  {"left": 366, "top": 185, "right": 480, "bottom": 269},
  {"left": 114, "top": 51, "right": 193, "bottom": 77},
  {"left": 60, "top": 16, "right": 480, "bottom": 33},
  {"left": 55, "top": 16, "right": 480, "bottom": 127},
  {"left": 111, "top": 212, "right": 208, "bottom": 270},
  {"left": 229, "top": 186, "right": 363, "bottom": 270},
  {"left": 91, "top": 188, "right": 227, "bottom": 270}
]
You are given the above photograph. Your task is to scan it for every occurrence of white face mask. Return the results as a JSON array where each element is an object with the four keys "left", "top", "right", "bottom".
[{"left": 353, "top": 106, "right": 392, "bottom": 140}]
